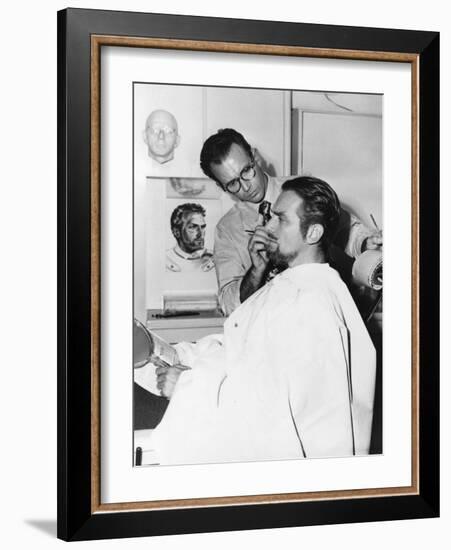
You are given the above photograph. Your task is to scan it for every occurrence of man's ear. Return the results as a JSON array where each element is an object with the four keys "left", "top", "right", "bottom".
[
  {"left": 252, "top": 147, "right": 263, "bottom": 166},
  {"left": 143, "top": 130, "right": 148, "bottom": 145},
  {"left": 174, "top": 134, "right": 181, "bottom": 149},
  {"left": 306, "top": 223, "right": 324, "bottom": 245}
]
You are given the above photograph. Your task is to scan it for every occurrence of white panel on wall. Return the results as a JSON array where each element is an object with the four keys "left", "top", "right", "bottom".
[
  {"left": 145, "top": 179, "right": 167, "bottom": 309},
  {"left": 205, "top": 87, "right": 289, "bottom": 176},
  {"left": 134, "top": 84, "right": 205, "bottom": 317},
  {"left": 301, "top": 112, "right": 383, "bottom": 228},
  {"left": 292, "top": 91, "right": 382, "bottom": 116},
  {"left": 133, "top": 177, "right": 147, "bottom": 323}
]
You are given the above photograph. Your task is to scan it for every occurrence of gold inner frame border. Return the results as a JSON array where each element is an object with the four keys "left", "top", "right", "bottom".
[{"left": 90, "top": 34, "right": 420, "bottom": 514}]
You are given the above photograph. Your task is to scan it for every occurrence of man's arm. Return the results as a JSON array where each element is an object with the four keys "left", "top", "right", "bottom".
[
  {"left": 156, "top": 363, "right": 190, "bottom": 399},
  {"left": 214, "top": 214, "right": 278, "bottom": 314},
  {"left": 239, "top": 226, "right": 277, "bottom": 303},
  {"left": 361, "top": 231, "right": 383, "bottom": 252},
  {"left": 239, "top": 266, "right": 266, "bottom": 303},
  {"left": 344, "top": 211, "right": 382, "bottom": 258},
  {"left": 154, "top": 334, "right": 225, "bottom": 399},
  {"left": 213, "top": 223, "right": 247, "bottom": 315}
]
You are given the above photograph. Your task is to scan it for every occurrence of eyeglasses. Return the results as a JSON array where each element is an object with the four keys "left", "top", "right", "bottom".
[
  {"left": 146, "top": 126, "right": 176, "bottom": 137},
  {"left": 224, "top": 157, "right": 256, "bottom": 194}
]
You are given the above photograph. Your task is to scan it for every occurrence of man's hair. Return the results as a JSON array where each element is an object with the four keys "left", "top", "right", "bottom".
[
  {"left": 170, "top": 203, "right": 206, "bottom": 238},
  {"left": 200, "top": 128, "right": 253, "bottom": 184},
  {"left": 281, "top": 176, "right": 341, "bottom": 250}
]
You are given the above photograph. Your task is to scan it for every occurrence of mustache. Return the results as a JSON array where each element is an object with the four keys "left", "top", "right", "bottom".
[{"left": 244, "top": 230, "right": 278, "bottom": 240}]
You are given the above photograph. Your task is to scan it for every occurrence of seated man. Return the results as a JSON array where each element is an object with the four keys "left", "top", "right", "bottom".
[{"left": 151, "top": 176, "right": 376, "bottom": 465}]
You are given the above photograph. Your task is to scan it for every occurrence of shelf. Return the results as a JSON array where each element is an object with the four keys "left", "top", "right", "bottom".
[{"left": 146, "top": 309, "right": 225, "bottom": 344}]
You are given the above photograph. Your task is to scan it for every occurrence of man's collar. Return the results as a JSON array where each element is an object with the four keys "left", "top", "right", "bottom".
[
  {"left": 277, "top": 262, "right": 332, "bottom": 283},
  {"left": 239, "top": 173, "right": 273, "bottom": 211},
  {"left": 173, "top": 244, "right": 206, "bottom": 260}
]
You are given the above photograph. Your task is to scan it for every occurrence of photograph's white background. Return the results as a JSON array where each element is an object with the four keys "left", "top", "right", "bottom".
[
  {"left": 103, "top": 47, "right": 410, "bottom": 502},
  {"left": 0, "top": 0, "right": 448, "bottom": 548}
]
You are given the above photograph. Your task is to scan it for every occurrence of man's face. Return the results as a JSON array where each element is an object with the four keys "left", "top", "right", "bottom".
[
  {"left": 144, "top": 110, "right": 179, "bottom": 163},
  {"left": 177, "top": 212, "right": 206, "bottom": 253},
  {"left": 209, "top": 143, "right": 267, "bottom": 203},
  {"left": 266, "top": 191, "right": 309, "bottom": 268}
]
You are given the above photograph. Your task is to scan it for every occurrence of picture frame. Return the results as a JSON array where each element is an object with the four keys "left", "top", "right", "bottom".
[{"left": 57, "top": 7, "right": 439, "bottom": 541}]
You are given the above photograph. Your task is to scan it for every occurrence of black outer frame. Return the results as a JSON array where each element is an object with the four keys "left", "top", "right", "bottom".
[{"left": 57, "top": 8, "right": 439, "bottom": 542}]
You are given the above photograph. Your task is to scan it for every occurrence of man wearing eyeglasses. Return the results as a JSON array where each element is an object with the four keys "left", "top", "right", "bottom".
[
  {"left": 200, "top": 128, "right": 382, "bottom": 316},
  {"left": 200, "top": 129, "right": 286, "bottom": 315}
]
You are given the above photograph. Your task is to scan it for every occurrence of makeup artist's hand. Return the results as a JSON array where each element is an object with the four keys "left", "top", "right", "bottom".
[
  {"left": 156, "top": 364, "right": 191, "bottom": 399},
  {"left": 248, "top": 225, "right": 278, "bottom": 274},
  {"left": 362, "top": 231, "right": 383, "bottom": 251}
]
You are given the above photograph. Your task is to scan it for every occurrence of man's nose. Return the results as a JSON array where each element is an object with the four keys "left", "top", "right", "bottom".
[
  {"left": 158, "top": 129, "right": 165, "bottom": 138},
  {"left": 265, "top": 217, "right": 277, "bottom": 232},
  {"left": 240, "top": 178, "right": 252, "bottom": 192}
]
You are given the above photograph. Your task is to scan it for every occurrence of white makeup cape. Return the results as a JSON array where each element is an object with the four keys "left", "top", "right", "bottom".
[{"left": 152, "top": 263, "right": 376, "bottom": 465}]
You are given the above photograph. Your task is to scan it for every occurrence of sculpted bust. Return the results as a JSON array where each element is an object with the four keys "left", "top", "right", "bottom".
[{"left": 143, "top": 109, "right": 180, "bottom": 164}]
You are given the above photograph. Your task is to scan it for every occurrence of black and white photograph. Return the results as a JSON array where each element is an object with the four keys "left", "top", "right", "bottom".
[
  {"left": 49, "top": 4, "right": 441, "bottom": 544},
  {"left": 1, "top": 0, "right": 446, "bottom": 545},
  {"left": 133, "top": 82, "right": 383, "bottom": 467}
]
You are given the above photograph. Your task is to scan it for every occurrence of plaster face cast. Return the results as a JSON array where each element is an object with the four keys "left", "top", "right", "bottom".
[{"left": 143, "top": 109, "right": 180, "bottom": 164}]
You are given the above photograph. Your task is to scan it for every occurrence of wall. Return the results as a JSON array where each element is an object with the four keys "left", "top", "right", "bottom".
[
  {"left": 0, "top": 2, "right": 448, "bottom": 550},
  {"left": 133, "top": 84, "right": 289, "bottom": 315},
  {"left": 293, "top": 91, "right": 383, "bottom": 227}
]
